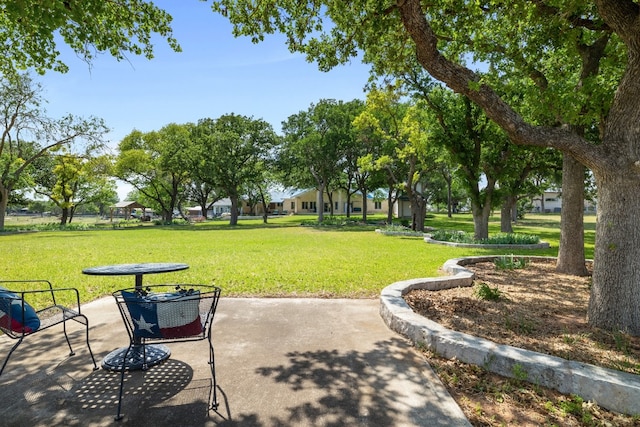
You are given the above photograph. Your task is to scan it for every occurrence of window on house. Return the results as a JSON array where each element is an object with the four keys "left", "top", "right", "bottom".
[
  {"left": 310, "top": 202, "right": 317, "bottom": 210},
  {"left": 302, "top": 201, "right": 308, "bottom": 210},
  {"left": 290, "top": 202, "right": 295, "bottom": 210},
  {"left": 375, "top": 201, "right": 382, "bottom": 209},
  {"left": 335, "top": 202, "right": 339, "bottom": 211}
]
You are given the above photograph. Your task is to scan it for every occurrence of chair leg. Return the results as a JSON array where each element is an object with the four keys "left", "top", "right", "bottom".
[
  {"left": 115, "top": 345, "right": 134, "bottom": 421},
  {"left": 208, "top": 336, "right": 218, "bottom": 409},
  {"left": 80, "top": 314, "right": 99, "bottom": 371},
  {"left": 0, "top": 337, "right": 24, "bottom": 377},
  {"left": 61, "top": 316, "right": 75, "bottom": 356}
]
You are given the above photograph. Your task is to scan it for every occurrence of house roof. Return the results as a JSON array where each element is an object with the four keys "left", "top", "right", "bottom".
[
  {"left": 212, "top": 198, "right": 232, "bottom": 206},
  {"left": 111, "top": 201, "right": 145, "bottom": 209},
  {"left": 288, "top": 189, "right": 313, "bottom": 198},
  {"left": 269, "top": 188, "right": 298, "bottom": 201}
]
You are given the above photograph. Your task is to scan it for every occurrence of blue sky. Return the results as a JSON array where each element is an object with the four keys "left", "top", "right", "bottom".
[{"left": 37, "top": 2, "right": 371, "bottom": 199}]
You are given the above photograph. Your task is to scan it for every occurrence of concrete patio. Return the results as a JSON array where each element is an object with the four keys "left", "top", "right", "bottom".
[{"left": 0, "top": 297, "right": 470, "bottom": 426}]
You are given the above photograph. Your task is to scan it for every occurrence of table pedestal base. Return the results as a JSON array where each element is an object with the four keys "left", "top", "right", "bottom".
[{"left": 101, "top": 344, "right": 171, "bottom": 371}]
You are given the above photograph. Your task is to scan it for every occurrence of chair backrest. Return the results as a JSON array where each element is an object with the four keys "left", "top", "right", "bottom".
[{"left": 113, "top": 284, "right": 221, "bottom": 343}]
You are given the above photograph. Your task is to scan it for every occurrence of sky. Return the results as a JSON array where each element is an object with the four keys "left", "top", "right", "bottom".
[{"left": 36, "top": 1, "right": 372, "bottom": 200}]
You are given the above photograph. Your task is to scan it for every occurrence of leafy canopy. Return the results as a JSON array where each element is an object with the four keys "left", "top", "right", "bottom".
[{"left": 0, "top": 0, "right": 180, "bottom": 77}]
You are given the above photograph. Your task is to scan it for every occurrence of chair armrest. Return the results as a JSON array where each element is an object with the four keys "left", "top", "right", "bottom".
[{"left": 0, "top": 281, "right": 82, "bottom": 313}]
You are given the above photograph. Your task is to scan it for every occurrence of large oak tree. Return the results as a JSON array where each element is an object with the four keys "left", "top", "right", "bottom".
[
  {"left": 212, "top": 0, "right": 640, "bottom": 335},
  {"left": 280, "top": 99, "right": 362, "bottom": 222},
  {"left": 115, "top": 124, "right": 192, "bottom": 222},
  {"left": 192, "top": 115, "right": 278, "bottom": 226}
]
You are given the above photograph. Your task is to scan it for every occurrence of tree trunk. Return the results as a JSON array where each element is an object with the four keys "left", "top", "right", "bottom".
[
  {"left": 500, "top": 197, "right": 513, "bottom": 233},
  {"left": 386, "top": 186, "right": 395, "bottom": 224},
  {"left": 472, "top": 201, "right": 491, "bottom": 240},
  {"left": 412, "top": 195, "right": 427, "bottom": 232},
  {"left": 259, "top": 190, "right": 268, "bottom": 224},
  {"left": 556, "top": 154, "right": 588, "bottom": 276},
  {"left": 589, "top": 174, "right": 640, "bottom": 335},
  {"left": 69, "top": 204, "right": 78, "bottom": 224},
  {"left": 326, "top": 192, "right": 334, "bottom": 216},
  {"left": 59, "top": 207, "right": 69, "bottom": 226},
  {"left": 230, "top": 195, "right": 239, "bottom": 226},
  {"left": 408, "top": 177, "right": 427, "bottom": 231},
  {"left": 362, "top": 192, "right": 368, "bottom": 223},
  {"left": 316, "top": 184, "right": 325, "bottom": 222},
  {"left": 446, "top": 178, "right": 453, "bottom": 218},
  {"left": 0, "top": 187, "right": 8, "bottom": 230}
]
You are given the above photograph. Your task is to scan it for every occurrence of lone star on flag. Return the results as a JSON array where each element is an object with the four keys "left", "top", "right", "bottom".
[{"left": 133, "top": 315, "right": 156, "bottom": 334}]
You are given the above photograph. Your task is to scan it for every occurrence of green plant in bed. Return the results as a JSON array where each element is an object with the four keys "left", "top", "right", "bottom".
[
  {"left": 474, "top": 282, "right": 503, "bottom": 301},
  {"left": 494, "top": 254, "right": 529, "bottom": 270}
]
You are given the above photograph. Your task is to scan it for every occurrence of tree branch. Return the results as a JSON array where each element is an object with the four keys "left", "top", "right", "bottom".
[{"left": 395, "top": 0, "right": 604, "bottom": 170}]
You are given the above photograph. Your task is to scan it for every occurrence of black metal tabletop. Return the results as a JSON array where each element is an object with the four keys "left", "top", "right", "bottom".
[{"left": 82, "top": 263, "right": 189, "bottom": 277}]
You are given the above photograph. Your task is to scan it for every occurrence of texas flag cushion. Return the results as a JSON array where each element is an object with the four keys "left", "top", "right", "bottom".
[
  {"left": 0, "top": 288, "right": 41, "bottom": 334},
  {"left": 122, "top": 290, "right": 202, "bottom": 339}
]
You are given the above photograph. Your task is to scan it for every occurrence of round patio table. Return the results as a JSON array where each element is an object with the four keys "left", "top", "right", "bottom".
[{"left": 82, "top": 262, "right": 189, "bottom": 371}]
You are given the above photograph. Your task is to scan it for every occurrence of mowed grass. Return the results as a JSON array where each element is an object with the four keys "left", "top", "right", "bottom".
[{"left": 0, "top": 213, "right": 591, "bottom": 308}]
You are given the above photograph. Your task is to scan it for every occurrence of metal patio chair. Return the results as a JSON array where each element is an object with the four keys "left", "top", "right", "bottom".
[
  {"left": 0, "top": 280, "right": 98, "bottom": 377},
  {"left": 112, "top": 284, "right": 221, "bottom": 421}
]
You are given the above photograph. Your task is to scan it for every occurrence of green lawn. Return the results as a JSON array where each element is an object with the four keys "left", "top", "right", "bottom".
[{"left": 0, "top": 213, "right": 591, "bottom": 308}]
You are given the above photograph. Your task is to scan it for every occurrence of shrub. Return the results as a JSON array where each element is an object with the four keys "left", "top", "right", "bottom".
[
  {"left": 430, "top": 229, "right": 474, "bottom": 243},
  {"left": 379, "top": 224, "right": 424, "bottom": 236},
  {"left": 301, "top": 217, "right": 365, "bottom": 227},
  {"left": 36, "top": 222, "right": 93, "bottom": 231},
  {"left": 494, "top": 255, "right": 529, "bottom": 270},
  {"left": 479, "top": 233, "right": 540, "bottom": 245},
  {"left": 430, "top": 230, "right": 540, "bottom": 245},
  {"left": 474, "top": 282, "right": 503, "bottom": 301}
]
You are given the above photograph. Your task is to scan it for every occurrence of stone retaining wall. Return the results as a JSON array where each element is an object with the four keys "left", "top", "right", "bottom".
[{"left": 379, "top": 256, "right": 640, "bottom": 416}]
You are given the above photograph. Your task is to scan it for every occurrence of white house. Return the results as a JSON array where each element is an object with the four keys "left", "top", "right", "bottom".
[
  {"left": 530, "top": 190, "right": 596, "bottom": 213},
  {"left": 283, "top": 189, "right": 388, "bottom": 215}
]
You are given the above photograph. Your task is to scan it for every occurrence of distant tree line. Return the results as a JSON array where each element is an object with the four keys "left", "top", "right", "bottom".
[{"left": 1, "top": 73, "right": 568, "bottom": 233}]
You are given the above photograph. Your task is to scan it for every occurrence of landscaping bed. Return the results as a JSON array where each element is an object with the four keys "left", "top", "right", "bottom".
[{"left": 404, "top": 259, "right": 640, "bottom": 426}]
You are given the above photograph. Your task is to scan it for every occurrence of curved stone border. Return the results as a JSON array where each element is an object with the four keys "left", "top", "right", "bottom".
[
  {"left": 424, "top": 235, "right": 550, "bottom": 249},
  {"left": 379, "top": 256, "right": 640, "bottom": 416}
]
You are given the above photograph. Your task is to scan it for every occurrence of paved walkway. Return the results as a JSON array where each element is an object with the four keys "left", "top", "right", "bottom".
[{"left": 0, "top": 297, "right": 470, "bottom": 426}]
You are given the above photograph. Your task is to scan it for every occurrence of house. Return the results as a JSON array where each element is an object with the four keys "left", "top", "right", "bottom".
[
  {"left": 238, "top": 190, "right": 295, "bottom": 216},
  {"left": 190, "top": 196, "right": 283, "bottom": 218},
  {"left": 265, "top": 189, "right": 293, "bottom": 215},
  {"left": 530, "top": 190, "right": 597, "bottom": 213},
  {"left": 207, "top": 199, "right": 233, "bottom": 217},
  {"left": 393, "top": 195, "right": 412, "bottom": 219},
  {"left": 283, "top": 189, "right": 388, "bottom": 215},
  {"left": 189, "top": 189, "right": 391, "bottom": 219}
]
